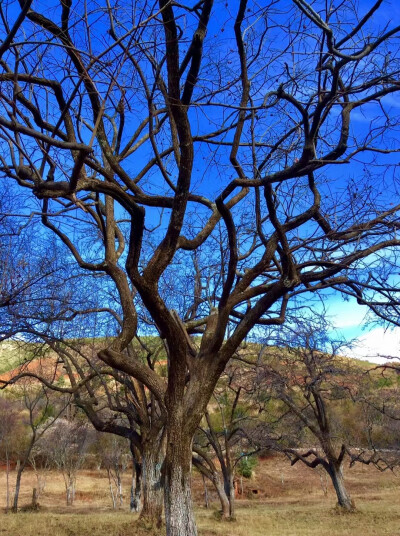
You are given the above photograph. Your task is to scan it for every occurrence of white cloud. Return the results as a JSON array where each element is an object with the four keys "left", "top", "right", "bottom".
[{"left": 347, "top": 327, "right": 400, "bottom": 364}]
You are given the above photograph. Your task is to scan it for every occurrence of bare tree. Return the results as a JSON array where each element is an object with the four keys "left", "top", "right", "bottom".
[
  {"left": 193, "top": 362, "right": 258, "bottom": 520},
  {"left": 0, "top": 397, "right": 19, "bottom": 512},
  {"left": 347, "top": 362, "right": 400, "bottom": 471},
  {"left": 96, "top": 433, "right": 130, "bottom": 509},
  {"left": 49, "top": 336, "right": 166, "bottom": 525},
  {"left": 252, "top": 320, "right": 367, "bottom": 510},
  {"left": 4, "top": 379, "right": 67, "bottom": 512},
  {"left": 1, "top": 1, "right": 400, "bottom": 533},
  {"left": 41, "top": 418, "right": 92, "bottom": 506},
  {"left": 1, "top": 334, "right": 166, "bottom": 525}
]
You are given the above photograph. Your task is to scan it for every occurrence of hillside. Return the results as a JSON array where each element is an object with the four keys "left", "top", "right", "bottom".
[
  {"left": 0, "top": 340, "right": 26, "bottom": 374},
  {"left": 0, "top": 336, "right": 391, "bottom": 382}
]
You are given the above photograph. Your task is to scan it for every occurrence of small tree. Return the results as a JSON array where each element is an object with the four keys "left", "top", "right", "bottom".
[
  {"left": 0, "top": 397, "right": 20, "bottom": 512},
  {"left": 254, "top": 321, "right": 366, "bottom": 510},
  {"left": 194, "top": 362, "right": 259, "bottom": 520},
  {"left": 41, "top": 418, "right": 92, "bottom": 506},
  {"left": 96, "top": 433, "right": 130, "bottom": 509},
  {"left": 6, "top": 380, "right": 66, "bottom": 512}
]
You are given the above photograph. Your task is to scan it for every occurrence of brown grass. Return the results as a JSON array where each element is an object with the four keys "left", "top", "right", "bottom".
[{"left": 1, "top": 456, "right": 399, "bottom": 535}]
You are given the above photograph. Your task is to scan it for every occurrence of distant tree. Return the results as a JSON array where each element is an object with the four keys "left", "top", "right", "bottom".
[
  {"left": 1, "top": 1, "right": 400, "bottom": 533},
  {"left": 0, "top": 185, "right": 66, "bottom": 334},
  {"left": 41, "top": 418, "right": 92, "bottom": 506},
  {"left": 4, "top": 380, "right": 66, "bottom": 512},
  {"left": 253, "top": 320, "right": 365, "bottom": 510},
  {"left": 193, "top": 362, "right": 259, "bottom": 520},
  {"left": 348, "top": 364, "right": 400, "bottom": 470},
  {"left": 48, "top": 337, "right": 166, "bottom": 525},
  {"left": 96, "top": 433, "right": 130, "bottom": 509},
  {"left": 0, "top": 396, "right": 20, "bottom": 512}
]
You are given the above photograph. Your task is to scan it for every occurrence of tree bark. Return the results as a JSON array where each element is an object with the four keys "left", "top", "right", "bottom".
[
  {"left": 31, "top": 488, "right": 39, "bottom": 510},
  {"left": 140, "top": 441, "right": 164, "bottom": 527},
  {"left": 107, "top": 468, "right": 116, "bottom": 509},
  {"left": 12, "top": 461, "right": 23, "bottom": 512},
  {"left": 214, "top": 474, "right": 230, "bottom": 519},
  {"left": 221, "top": 463, "right": 235, "bottom": 520},
  {"left": 164, "top": 430, "right": 197, "bottom": 536},
  {"left": 130, "top": 459, "right": 142, "bottom": 512},
  {"left": 328, "top": 462, "right": 354, "bottom": 510},
  {"left": 227, "top": 474, "right": 235, "bottom": 520},
  {"left": 65, "top": 476, "right": 76, "bottom": 506}
]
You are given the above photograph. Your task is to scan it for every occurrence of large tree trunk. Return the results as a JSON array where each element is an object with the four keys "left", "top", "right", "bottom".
[
  {"left": 140, "top": 441, "right": 164, "bottom": 527},
  {"left": 164, "top": 428, "right": 197, "bottom": 536},
  {"left": 328, "top": 462, "right": 354, "bottom": 510}
]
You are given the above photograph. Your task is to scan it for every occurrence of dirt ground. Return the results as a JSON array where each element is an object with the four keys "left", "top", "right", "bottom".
[{"left": 0, "top": 454, "right": 399, "bottom": 535}]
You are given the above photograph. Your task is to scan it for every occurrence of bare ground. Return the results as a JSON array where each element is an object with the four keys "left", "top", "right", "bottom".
[{"left": 0, "top": 455, "right": 399, "bottom": 535}]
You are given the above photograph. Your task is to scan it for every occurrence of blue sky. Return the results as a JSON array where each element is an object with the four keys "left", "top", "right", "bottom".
[
  {"left": 330, "top": 0, "right": 400, "bottom": 362},
  {"left": 1, "top": 0, "right": 400, "bottom": 363}
]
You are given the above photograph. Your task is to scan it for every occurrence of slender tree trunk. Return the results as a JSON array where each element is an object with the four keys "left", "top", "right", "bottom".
[
  {"left": 12, "top": 460, "right": 24, "bottom": 512},
  {"left": 72, "top": 479, "right": 76, "bottom": 504},
  {"left": 107, "top": 468, "right": 117, "bottom": 509},
  {"left": 222, "top": 473, "right": 235, "bottom": 520},
  {"left": 31, "top": 488, "right": 39, "bottom": 509},
  {"left": 65, "top": 475, "right": 76, "bottom": 506},
  {"left": 140, "top": 442, "right": 164, "bottom": 527},
  {"left": 201, "top": 474, "right": 209, "bottom": 509},
  {"left": 164, "top": 428, "right": 197, "bottom": 536},
  {"left": 6, "top": 451, "right": 10, "bottom": 513},
  {"left": 12, "top": 433, "right": 37, "bottom": 513},
  {"left": 66, "top": 485, "right": 72, "bottom": 506},
  {"left": 328, "top": 462, "right": 354, "bottom": 510},
  {"left": 130, "top": 459, "right": 142, "bottom": 512},
  {"left": 228, "top": 475, "right": 235, "bottom": 520},
  {"left": 117, "top": 473, "right": 123, "bottom": 506},
  {"left": 213, "top": 474, "right": 230, "bottom": 519}
]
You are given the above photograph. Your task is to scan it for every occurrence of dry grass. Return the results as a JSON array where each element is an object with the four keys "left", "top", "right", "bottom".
[
  {"left": 1, "top": 456, "right": 399, "bottom": 535},
  {"left": 197, "top": 502, "right": 400, "bottom": 536}
]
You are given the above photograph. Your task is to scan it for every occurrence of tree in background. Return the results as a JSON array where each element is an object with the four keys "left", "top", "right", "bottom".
[
  {"left": 193, "top": 361, "right": 259, "bottom": 520},
  {"left": 1, "top": 1, "right": 400, "bottom": 533},
  {"left": 39, "top": 417, "right": 93, "bottom": 506},
  {"left": 4, "top": 380, "right": 67, "bottom": 512},
  {"left": 252, "top": 320, "right": 373, "bottom": 510},
  {"left": 2, "top": 334, "right": 168, "bottom": 525},
  {"left": 0, "top": 396, "right": 20, "bottom": 512},
  {"left": 348, "top": 363, "right": 400, "bottom": 471},
  {"left": 95, "top": 433, "right": 131, "bottom": 509}
]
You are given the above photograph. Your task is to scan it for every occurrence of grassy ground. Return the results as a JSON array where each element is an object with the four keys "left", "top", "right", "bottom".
[{"left": 1, "top": 456, "right": 399, "bottom": 535}]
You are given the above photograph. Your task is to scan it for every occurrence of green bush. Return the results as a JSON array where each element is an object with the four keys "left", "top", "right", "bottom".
[{"left": 237, "top": 455, "right": 257, "bottom": 478}]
